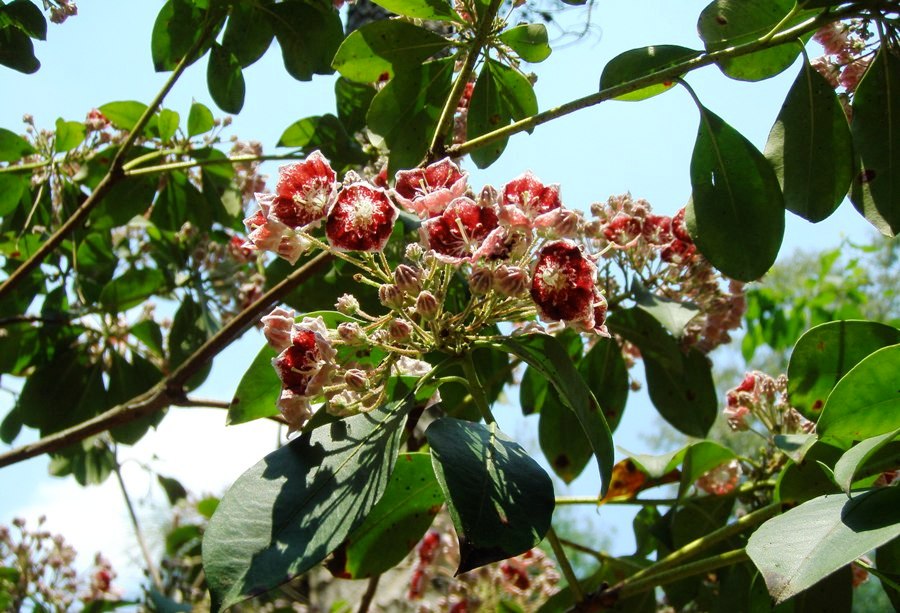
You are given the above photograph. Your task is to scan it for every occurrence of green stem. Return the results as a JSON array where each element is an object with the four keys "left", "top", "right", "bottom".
[
  {"left": 124, "top": 151, "right": 311, "bottom": 177},
  {"left": 120, "top": 147, "right": 185, "bottom": 171},
  {"left": 427, "top": 0, "right": 504, "bottom": 159},
  {"left": 555, "top": 480, "right": 776, "bottom": 506},
  {"left": 547, "top": 526, "right": 585, "bottom": 604},
  {"left": 759, "top": 4, "right": 801, "bottom": 45},
  {"left": 0, "top": 159, "right": 50, "bottom": 174},
  {"left": 557, "top": 537, "right": 645, "bottom": 571},
  {"left": 617, "top": 549, "right": 749, "bottom": 600},
  {"left": 460, "top": 352, "right": 495, "bottom": 424},
  {"left": 446, "top": 1, "right": 867, "bottom": 159}
]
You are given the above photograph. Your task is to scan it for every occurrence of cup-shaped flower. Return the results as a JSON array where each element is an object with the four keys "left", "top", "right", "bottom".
[
  {"left": 393, "top": 158, "right": 468, "bottom": 219},
  {"left": 642, "top": 214, "right": 673, "bottom": 245},
  {"left": 672, "top": 207, "right": 692, "bottom": 243},
  {"left": 420, "top": 197, "right": 499, "bottom": 263},
  {"left": 326, "top": 183, "right": 398, "bottom": 252},
  {"left": 530, "top": 240, "right": 596, "bottom": 325},
  {"left": 502, "top": 171, "right": 561, "bottom": 219},
  {"left": 269, "top": 151, "right": 337, "bottom": 229},
  {"left": 261, "top": 306, "right": 296, "bottom": 351},
  {"left": 271, "top": 317, "right": 336, "bottom": 403},
  {"left": 603, "top": 212, "right": 642, "bottom": 248}
]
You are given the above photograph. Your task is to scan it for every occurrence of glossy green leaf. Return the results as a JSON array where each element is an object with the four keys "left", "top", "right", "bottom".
[
  {"left": 54, "top": 118, "right": 85, "bottom": 152},
  {"left": 221, "top": 1, "right": 274, "bottom": 68},
  {"left": 157, "top": 108, "right": 180, "bottom": 141},
  {"left": 747, "top": 488, "right": 900, "bottom": 604},
  {"left": 426, "top": 418, "right": 554, "bottom": 573},
  {"left": 697, "top": 0, "right": 803, "bottom": 81},
  {"left": 539, "top": 391, "right": 591, "bottom": 483},
  {"left": 368, "top": 58, "right": 454, "bottom": 174},
  {"left": 581, "top": 336, "right": 629, "bottom": 432},
  {"left": 268, "top": 0, "right": 343, "bottom": 81},
  {"left": 0, "top": 25, "right": 39, "bottom": 73},
  {"left": 332, "top": 20, "right": 450, "bottom": 83},
  {"left": 187, "top": 101, "right": 215, "bottom": 137},
  {"left": 678, "top": 441, "right": 737, "bottom": 498},
  {"left": 203, "top": 395, "right": 413, "bottom": 611},
  {"left": 227, "top": 343, "right": 279, "bottom": 426},
  {"left": 335, "top": 78, "right": 376, "bottom": 135},
  {"left": 686, "top": 105, "right": 785, "bottom": 281},
  {"left": 207, "top": 42, "right": 245, "bottom": 114},
  {"left": 634, "top": 289, "right": 699, "bottom": 338},
  {"left": 371, "top": 0, "right": 461, "bottom": 22},
  {"left": 833, "top": 428, "right": 900, "bottom": 494},
  {"left": 764, "top": 60, "right": 853, "bottom": 222},
  {"left": 277, "top": 114, "right": 368, "bottom": 169},
  {"left": 600, "top": 45, "right": 700, "bottom": 101},
  {"left": 326, "top": 452, "right": 443, "bottom": 579},
  {"left": 776, "top": 441, "right": 842, "bottom": 505},
  {"left": 99, "top": 268, "right": 166, "bottom": 313},
  {"left": 151, "top": 0, "right": 215, "bottom": 72},
  {"left": 606, "top": 307, "right": 682, "bottom": 371},
  {"left": 787, "top": 320, "right": 900, "bottom": 420},
  {"left": 498, "top": 24, "right": 551, "bottom": 63},
  {"left": 644, "top": 347, "right": 718, "bottom": 438},
  {"left": 1, "top": 0, "right": 47, "bottom": 40},
  {"left": 98, "top": 101, "right": 148, "bottom": 132},
  {"left": 495, "top": 334, "right": 614, "bottom": 494},
  {"left": 106, "top": 352, "right": 165, "bottom": 445},
  {"left": 850, "top": 46, "right": 900, "bottom": 236},
  {"left": 439, "top": 343, "right": 510, "bottom": 422},
  {"left": 818, "top": 344, "right": 900, "bottom": 446},
  {"left": 0, "top": 127, "right": 35, "bottom": 162}
]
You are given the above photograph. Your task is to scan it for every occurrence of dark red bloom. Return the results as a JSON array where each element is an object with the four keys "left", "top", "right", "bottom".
[
  {"left": 325, "top": 183, "right": 398, "bottom": 252},
  {"left": 603, "top": 213, "right": 642, "bottom": 247},
  {"left": 273, "top": 330, "right": 320, "bottom": 394},
  {"left": 642, "top": 214, "right": 673, "bottom": 245},
  {"left": 531, "top": 240, "right": 596, "bottom": 323},
  {"left": 660, "top": 239, "right": 696, "bottom": 265},
  {"left": 421, "top": 197, "right": 499, "bottom": 262},
  {"left": 393, "top": 158, "right": 467, "bottom": 218},
  {"left": 502, "top": 171, "right": 561, "bottom": 218},
  {"left": 270, "top": 151, "right": 336, "bottom": 228},
  {"left": 672, "top": 207, "right": 692, "bottom": 243}
]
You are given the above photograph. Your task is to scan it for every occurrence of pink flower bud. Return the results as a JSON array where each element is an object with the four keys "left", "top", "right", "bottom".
[
  {"left": 379, "top": 283, "right": 405, "bottom": 309},
  {"left": 261, "top": 307, "right": 296, "bottom": 350},
  {"left": 389, "top": 319, "right": 412, "bottom": 341},
  {"left": 415, "top": 291, "right": 439, "bottom": 319},
  {"left": 723, "top": 404, "right": 751, "bottom": 431},
  {"left": 344, "top": 368, "right": 368, "bottom": 391},
  {"left": 393, "top": 264, "right": 422, "bottom": 294},
  {"left": 493, "top": 265, "right": 530, "bottom": 297},
  {"left": 337, "top": 321, "right": 367, "bottom": 344},
  {"left": 696, "top": 459, "right": 741, "bottom": 496},
  {"left": 469, "top": 267, "right": 493, "bottom": 295},
  {"left": 336, "top": 293, "right": 360, "bottom": 315}
]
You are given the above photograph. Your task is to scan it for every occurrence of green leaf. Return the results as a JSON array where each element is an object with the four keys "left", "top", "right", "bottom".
[
  {"left": 580, "top": 336, "right": 629, "bottom": 432},
  {"left": 2, "top": 0, "right": 47, "bottom": 40},
  {"left": 98, "top": 101, "right": 148, "bottom": 132},
  {"left": 498, "top": 24, "right": 551, "bottom": 63},
  {"left": 169, "top": 295, "right": 215, "bottom": 389},
  {"left": 850, "top": 45, "right": 900, "bottom": 236},
  {"left": 227, "top": 344, "right": 280, "bottom": 425},
  {"left": 99, "top": 268, "right": 167, "bottom": 313},
  {"left": 697, "top": 0, "right": 803, "bottom": 81},
  {"left": 90, "top": 175, "right": 158, "bottom": 230},
  {"left": 764, "top": 60, "right": 853, "bottom": 222},
  {"left": 774, "top": 433, "right": 817, "bottom": 463},
  {"left": 221, "top": 1, "right": 274, "bottom": 68},
  {"left": 634, "top": 289, "right": 700, "bottom": 338},
  {"left": 678, "top": 441, "right": 737, "bottom": 498},
  {"left": 277, "top": 114, "right": 368, "bottom": 170},
  {"left": 600, "top": 45, "right": 700, "bottom": 101},
  {"left": 158, "top": 475, "right": 189, "bottom": 505},
  {"left": 326, "top": 452, "right": 443, "bottom": 579},
  {"left": 150, "top": 170, "right": 211, "bottom": 231},
  {"left": 207, "top": 42, "right": 245, "bottom": 114},
  {"left": 686, "top": 105, "right": 785, "bottom": 281},
  {"left": 426, "top": 418, "right": 554, "bottom": 573},
  {"left": 371, "top": 0, "right": 461, "bottom": 22},
  {"left": 106, "top": 352, "right": 165, "bottom": 445},
  {"left": 833, "top": 428, "right": 900, "bottom": 494},
  {"left": 747, "top": 488, "right": 900, "bottom": 604},
  {"left": 156, "top": 109, "right": 180, "bottom": 141},
  {"left": 151, "top": 0, "right": 215, "bottom": 72},
  {"left": 776, "top": 441, "right": 843, "bottom": 505},
  {"left": 368, "top": 58, "right": 454, "bottom": 174},
  {"left": 268, "top": 0, "right": 343, "bottom": 81},
  {"left": 335, "top": 78, "right": 376, "bottom": 135},
  {"left": 539, "top": 391, "right": 592, "bottom": 483},
  {"left": 187, "top": 101, "right": 215, "bottom": 137},
  {"left": 0, "top": 24, "right": 39, "bottom": 73},
  {"left": 54, "top": 118, "right": 85, "bottom": 152},
  {"left": 876, "top": 537, "right": 900, "bottom": 610},
  {"left": 131, "top": 319, "right": 165, "bottom": 358},
  {"left": 644, "top": 347, "right": 718, "bottom": 438},
  {"left": 0, "top": 407, "right": 22, "bottom": 444},
  {"left": 0, "top": 173, "right": 27, "bottom": 216},
  {"left": 787, "top": 320, "right": 900, "bottom": 420},
  {"left": 202, "top": 395, "right": 413, "bottom": 610},
  {"left": 0, "top": 127, "right": 35, "bottom": 162},
  {"left": 494, "top": 334, "right": 614, "bottom": 494},
  {"left": 48, "top": 439, "right": 117, "bottom": 486},
  {"left": 605, "top": 307, "right": 683, "bottom": 371},
  {"left": 332, "top": 19, "right": 450, "bottom": 84},
  {"left": 818, "top": 344, "right": 900, "bottom": 447}
]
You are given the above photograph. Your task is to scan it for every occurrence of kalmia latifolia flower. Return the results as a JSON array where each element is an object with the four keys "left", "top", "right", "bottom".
[
  {"left": 420, "top": 197, "right": 499, "bottom": 262},
  {"left": 261, "top": 306, "right": 296, "bottom": 350},
  {"left": 603, "top": 212, "right": 643, "bottom": 248},
  {"left": 696, "top": 459, "right": 741, "bottom": 496},
  {"left": 393, "top": 158, "right": 468, "bottom": 218},
  {"left": 269, "top": 151, "right": 337, "bottom": 229},
  {"left": 531, "top": 240, "right": 598, "bottom": 328},
  {"left": 325, "top": 183, "right": 398, "bottom": 252},
  {"left": 502, "top": 171, "right": 562, "bottom": 219}
]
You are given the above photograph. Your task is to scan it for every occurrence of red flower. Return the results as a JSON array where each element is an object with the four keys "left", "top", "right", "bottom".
[
  {"left": 271, "top": 317, "right": 336, "bottom": 398},
  {"left": 420, "top": 197, "right": 499, "bottom": 262},
  {"left": 642, "top": 214, "right": 673, "bottom": 245},
  {"left": 660, "top": 239, "right": 696, "bottom": 265},
  {"left": 393, "top": 158, "right": 468, "bottom": 218},
  {"left": 325, "top": 183, "right": 398, "bottom": 252},
  {"left": 603, "top": 213, "right": 642, "bottom": 247},
  {"left": 270, "top": 151, "right": 337, "bottom": 229},
  {"left": 502, "top": 171, "right": 561, "bottom": 218},
  {"left": 672, "top": 207, "right": 692, "bottom": 243},
  {"left": 530, "top": 240, "right": 596, "bottom": 324}
]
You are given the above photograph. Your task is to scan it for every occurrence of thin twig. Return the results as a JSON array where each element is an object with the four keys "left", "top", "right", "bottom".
[
  {"left": 357, "top": 574, "right": 381, "bottom": 613},
  {"left": 547, "top": 526, "right": 585, "bottom": 603},
  {"left": 113, "top": 451, "right": 165, "bottom": 593}
]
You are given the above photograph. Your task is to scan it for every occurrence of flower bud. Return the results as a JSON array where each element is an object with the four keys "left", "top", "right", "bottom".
[
  {"left": 344, "top": 368, "right": 368, "bottom": 391},
  {"left": 415, "top": 291, "right": 439, "bottom": 320},
  {"left": 468, "top": 267, "right": 493, "bottom": 295},
  {"left": 336, "top": 293, "right": 360, "bottom": 315},
  {"left": 493, "top": 265, "right": 529, "bottom": 297},
  {"left": 379, "top": 283, "right": 405, "bottom": 309},
  {"left": 260, "top": 307, "right": 296, "bottom": 350},
  {"left": 405, "top": 243, "right": 424, "bottom": 261},
  {"left": 389, "top": 319, "right": 412, "bottom": 341},
  {"left": 393, "top": 264, "right": 422, "bottom": 294},
  {"left": 337, "top": 321, "right": 366, "bottom": 344},
  {"left": 478, "top": 184, "right": 498, "bottom": 207}
]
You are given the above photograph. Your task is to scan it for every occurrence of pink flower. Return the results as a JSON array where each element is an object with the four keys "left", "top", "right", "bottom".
[
  {"left": 602, "top": 213, "right": 642, "bottom": 247},
  {"left": 502, "top": 171, "right": 561, "bottom": 219},
  {"left": 393, "top": 158, "right": 468, "bottom": 218},
  {"left": 696, "top": 459, "right": 741, "bottom": 496},
  {"left": 271, "top": 317, "right": 336, "bottom": 403},
  {"left": 325, "top": 183, "right": 398, "bottom": 252},
  {"left": 660, "top": 239, "right": 696, "bottom": 265},
  {"left": 533, "top": 208, "right": 582, "bottom": 238},
  {"left": 261, "top": 307, "right": 296, "bottom": 350},
  {"left": 723, "top": 404, "right": 751, "bottom": 431},
  {"left": 244, "top": 196, "right": 289, "bottom": 253},
  {"left": 277, "top": 389, "right": 313, "bottom": 433},
  {"left": 530, "top": 240, "right": 596, "bottom": 325},
  {"left": 420, "top": 197, "right": 499, "bottom": 262},
  {"left": 642, "top": 214, "right": 673, "bottom": 245},
  {"left": 270, "top": 151, "right": 337, "bottom": 229},
  {"left": 814, "top": 23, "right": 850, "bottom": 57},
  {"left": 840, "top": 55, "right": 872, "bottom": 93},
  {"left": 671, "top": 207, "right": 692, "bottom": 243}
]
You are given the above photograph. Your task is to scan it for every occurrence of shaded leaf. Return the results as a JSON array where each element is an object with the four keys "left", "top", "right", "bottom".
[
  {"left": 221, "top": 1, "right": 274, "bottom": 68},
  {"left": 426, "top": 418, "right": 554, "bottom": 573},
  {"left": 686, "top": 105, "right": 785, "bottom": 281},
  {"left": 151, "top": 0, "right": 216, "bottom": 72},
  {"left": 776, "top": 441, "right": 843, "bottom": 505},
  {"left": 0, "top": 26, "right": 39, "bottom": 73},
  {"left": 0, "top": 126, "right": 35, "bottom": 162},
  {"left": 268, "top": 0, "right": 343, "bottom": 81},
  {"left": 335, "top": 78, "right": 376, "bottom": 135},
  {"left": 833, "top": 428, "right": 900, "bottom": 494},
  {"left": 158, "top": 475, "right": 188, "bottom": 505},
  {"left": 2, "top": 0, "right": 47, "bottom": 40},
  {"left": 0, "top": 173, "right": 26, "bottom": 216},
  {"left": 277, "top": 114, "right": 368, "bottom": 170},
  {"left": 99, "top": 268, "right": 167, "bottom": 313},
  {"left": 207, "top": 42, "right": 245, "bottom": 114},
  {"left": 600, "top": 45, "right": 700, "bottom": 101},
  {"left": 644, "top": 348, "right": 718, "bottom": 438},
  {"left": 634, "top": 289, "right": 699, "bottom": 338},
  {"left": 606, "top": 307, "right": 682, "bottom": 371}
]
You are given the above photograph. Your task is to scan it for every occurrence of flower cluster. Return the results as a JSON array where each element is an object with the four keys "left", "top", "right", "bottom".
[
  {"left": 723, "top": 372, "right": 813, "bottom": 435},
  {"left": 811, "top": 20, "right": 877, "bottom": 114},
  {"left": 696, "top": 459, "right": 742, "bottom": 496}
]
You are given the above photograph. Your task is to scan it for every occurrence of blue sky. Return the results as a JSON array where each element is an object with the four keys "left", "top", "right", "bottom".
[{"left": 0, "top": 0, "right": 879, "bottom": 597}]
